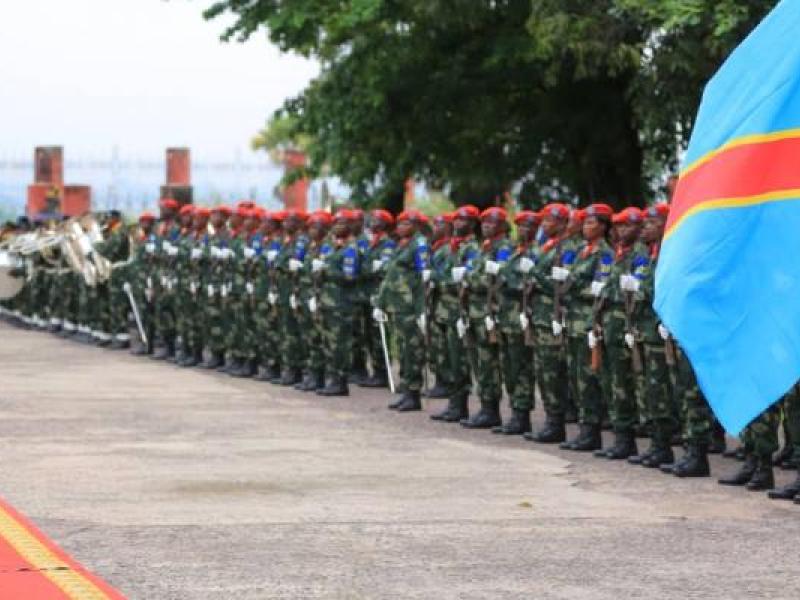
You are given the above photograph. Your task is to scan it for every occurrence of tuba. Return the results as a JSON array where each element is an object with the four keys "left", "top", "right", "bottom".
[{"left": 82, "top": 214, "right": 113, "bottom": 284}]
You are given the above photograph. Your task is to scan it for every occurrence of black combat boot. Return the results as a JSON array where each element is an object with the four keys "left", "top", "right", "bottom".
[
  {"left": 718, "top": 454, "right": 757, "bottom": 486},
  {"left": 313, "top": 371, "right": 326, "bottom": 391},
  {"left": 423, "top": 379, "right": 449, "bottom": 399},
  {"left": 525, "top": 416, "right": 566, "bottom": 444},
  {"left": 561, "top": 424, "right": 602, "bottom": 451},
  {"left": 226, "top": 358, "right": 244, "bottom": 376},
  {"left": 109, "top": 337, "right": 129, "bottom": 350},
  {"left": 388, "top": 395, "right": 405, "bottom": 410},
  {"left": 722, "top": 445, "right": 745, "bottom": 460},
  {"left": 441, "top": 393, "right": 469, "bottom": 423},
  {"left": 151, "top": 338, "right": 170, "bottom": 360},
  {"left": 769, "top": 471, "right": 800, "bottom": 500},
  {"left": 773, "top": 444, "right": 795, "bottom": 469},
  {"left": 359, "top": 371, "right": 389, "bottom": 388},
  {"left": 596, "top": 431, "right": 637, "bottom": 459},
  {"left": 348, "top": 368, "right": 369, "bottom": 385},
  {"left": 295, "top": 372, "right": 313, "bottom": 390},
  {"left": 396, "top": 390, "right": 422, "bottom": 412},
  {"left": 317, "top": 377, "right": 349, "bottom": 397},
  {"left": 430, "top": 398, "right": 455, "bottom": 421},
  {"left": 641, "top": 445, "right": 675, "bottom": 469},
  {"left": 745, "top": 457, "right": 774, "bottom": 491},
  {"left": 200, "top": 351, "right": 223, "bottom": 369},
  {"left": 491, "top": 409, "right": 531, "bottom": 435},
  {"left": 253, "top": 364, "right": 272, "bottom": 381},
  {"left": 627, "top": 447, "right": 657, "bottom": 466},
  {"left": 671, "top": 445, "right": 710, "bottom": 477},
  {"left": 279, "top": 368, "right": 303, "bottom": 386},
  {"left": 460, "top": 400, "right": 501, "bottom": 429}
]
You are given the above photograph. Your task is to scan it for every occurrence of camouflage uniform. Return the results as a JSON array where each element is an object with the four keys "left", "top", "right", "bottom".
[
  {"left": 361, "top": 233, "right": 397, "bottom": 384},
  {"left": 296, "top": 237, "right": 333, "bottom": 389},
  {"left": 202, "top": 228, "right": 231, "bottom": 365},
  {"left": 350, "top": 233, "right": 372, "bottom": 380},
  {"left": 93, "top": 222, "right": 131, "bottom": 347},
  {"left": 426, "top": 239, "right": 451, "bottom": 393},
  {"left": 152, "top": 220, "right": 181, "bottom": 357},
  {"left": 253, "top": 234, "right": 283, "bottom": 378},
  {"left": 274, "top": 232, "right": 309, "bottom": 382}
]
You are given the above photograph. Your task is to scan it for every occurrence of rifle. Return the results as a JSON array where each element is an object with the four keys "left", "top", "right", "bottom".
[
  {"left": 457, "top": 282, "right": 475, "bottom": 349},
  {"left": 623, "top": 289, "right": 644, "bottom": 374},
  {"left": 521, "top": 280, "right": 536, "bottom": 348},
  {"left": 553, "top": 277, "right": 572, "bottom": 348},
  {"left": 664, "top": 334, "right": 677, "bottom": 367},
  {"left": 486, "top": 269, "right": 500, "bottom": 345},
  {"left": 590, "top": 292, "right": 605, "bottom": 373}
]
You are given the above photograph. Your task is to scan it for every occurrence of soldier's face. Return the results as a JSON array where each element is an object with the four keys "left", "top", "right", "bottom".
[
  {"left": 194, "top": 216, "right": 208, "bottom": 230},
  {"left": 517, "top": 222, "right": 535, "bottom": 241},
  {"left": 332, "top": 220, "right": 349, "bottom": 237},
  {"left": 285, "top": 216, "right": 301, "bottom": 233},
  {"left": 567, "top": 216, "right": 583, "bottom": 236},
  {"left": 230, "top": 215, "right": 243, "bottom": 229},
  {"left": 309, "top": 222, "right": 327, "bottom": 240},
  {"left": 641, "top": 218, "right": 665, "bottom": 243},
  {"left": 582, "top": 216, "right": 606, "bottom": 241},
  {"left": 453, "top": 217, "right": 473, "bottom": 236},
  {"left": 541, "top": 216, "right": 565, "bottom": 238},
  {"left": 481, "top": 218, "right": 501, "bottom": 238},
  {"left": 211, "top": 213, "right": 226, "bottom": 228},
  {"left": 244, "top": 217, "right": 257, "bottom": 231},
  {"left": 181, "top": 214, "right": 193, "bottom": 227},
  {"left": 433, "top": 221, "right": 450, "bottom": 240},
  {"left": 396, "top": 221, "right": 414, "bottom": 238},
  {"left": 264, "top": 221, "right": 279, "bottom": 235},
  {"left": 615, "top": 222, "right": 640, "bottom": 244},
  {"left": 141, "top": 222, "right": 154, "bottom": 235},
  {"left": 160, "top": 208, "right": 175, "bottom": 221}
]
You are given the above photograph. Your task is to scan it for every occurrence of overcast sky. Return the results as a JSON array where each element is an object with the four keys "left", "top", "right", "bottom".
[{"left": 0, "top": 0, "right": 319, "bottom": 161}]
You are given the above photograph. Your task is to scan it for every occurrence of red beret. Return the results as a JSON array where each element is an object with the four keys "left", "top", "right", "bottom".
[
  {"left": 250, "top": 207, "right": 265, "bottom": 220},
  {"left": 139, "top": 211, "right": 156, "bottom": 223},
  {"left": 453, "top": 205, "right": 480, "bottom": 220},
  {"left": 541, "top": 203, "right": 570, "bottom": 220},
  {"left": 334, "top": 209, "right": 353, "bottom": 221},
  {"left": 480, "top": 207, "right": 508, "bottom": 222},
  {"left": 179, "top": 204, "right": 195, "bottom": 216},
  {"left": 585, "top": 203, "right": 614, "bottom": 218},
  {"left": 236, "top": 200, "right": 256, "bottom": 210},
  {"left": 613, "top": 207, "right": 644, "bottom": 224},
  {"left": 266, "top": 210, "right": 287, "bottom": 222},
  {"left": 351, "top": 208, "right": 365, "bottom": 219},
  {"left": 514, "top": 210, "right": 541, "bottom": 225},
  {"left": 159, "top": 198, "right": 179, "bottom": 211},
  {"left": 195, "top": 207, "right": 211, "bottom": 218},
  {"left": 645, "top": 203, "right": 670, "bottom": 219},
  {"left": 235, "top": 205, "right": 252, "bottom": 218},
  {"left": 308, "top": 210, "right": 333, "bottom": 225},
  {"left": 434, "top": 213, "right": 454, "bottom": 224},
  {"left": 212, "top": 205, "right": 232, "bottom": 216},
  {"left": 570, "top": 209, "right": 587, "bottom": 223},
  {"left": 371, "top": 209, "right": 395, "bottom": 225},
  {"left": 285, "top": 209, "right": 307, "bottom": 221},
  {"left": 397, "top": 209, "right": 428, "bottom": 224}
]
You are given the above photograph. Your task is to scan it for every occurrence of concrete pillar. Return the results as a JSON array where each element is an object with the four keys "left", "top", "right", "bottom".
[
  {"left": 283, "top": 150, "right": 308, "bottom": 212},
  {"left": 163, "top": 148, "right": 193, "bottom": 205},
  {"left": 34, "top": 146, "right": 64, "bottom": 186}
]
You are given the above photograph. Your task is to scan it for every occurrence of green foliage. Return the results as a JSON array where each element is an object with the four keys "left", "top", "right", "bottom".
[{"left": 206, "top": 0, "right": 777, "bottom": 210}]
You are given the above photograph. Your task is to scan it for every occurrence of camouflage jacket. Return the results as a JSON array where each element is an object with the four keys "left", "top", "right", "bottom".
[
  {"left": 434, "top": 234, "right": 479, "bottom": 324},
  {"left": 601, "top": 241, "right": 651, "bottom": 342},
  {"left": 275, "top": 233, "right": 309, "bottom": 305},
  {"left": 496, "top": 239, "right": 538, "bottom": 333},
  {"left": 466, "top": 235, "right": 513, "bottom": 321},
  {"left": 320, "top": 235, "right": 359, "bottom": 311},
  {"left": 375, "top": 233, "right": 430, "bottom": 315},
  {"left": 563, "top": 238, "right": 614, "bottom": 337}
]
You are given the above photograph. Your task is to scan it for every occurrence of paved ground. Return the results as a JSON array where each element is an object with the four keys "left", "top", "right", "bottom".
[{"left": 0, "top": 321, "right": 799, "bottom": 599}]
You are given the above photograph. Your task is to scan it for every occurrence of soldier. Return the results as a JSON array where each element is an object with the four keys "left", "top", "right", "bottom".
[
  {"left": 151, "top": 199, "right": 181, "bottom": 360},
  {"left": 559, "top": 203, "right": 614, "bottom": 451},
  {"left": 350, "top": 208, "right": 372, "bottom": 384},
  {"left": 270, "top": 210, "right": 309, "bottom": 384},
  {"left": 129, "top": 212, "right": 157, "bottom": 355},
  {"left": 171, "top": 204, "right": 196, "bottom": 363},
  {"left": 592, "top": 207, "right": 650, "bottom": 460},
  {"left": 296, "top": 210, "right": 334, "bottom": 391},
  {"left": 253, "top": 211, "right": 285, "bottom": 381},
  {"left": 374, "top": 210, "right": 431, "bottom": 411},
  {"left": 461, "top": 207, "right": 514, "bottom": 429},
  {"left": 768, "top": 386, "right": 800, "bottom": 500},
  {"left": 93, "top": 210, "right": 131, "bottom": 350},
  {"left": 424, "top": 213, "right": 453, "bottom": 399},
  {"left": 627, "top": 204, "right": 679, "bottom": 468},
  {"left": 199, "top": 205, "right": 232, "bottom": 369},
  {"left": 718, "top": 407, "right": 780, "bottom": 491},
  {"left": 430, "top": 205, "right": 481, "bottom": 423},
  {"left": 178, "top": 206, "right": 211, "bottom": 367},
  {"left": 523, "top": 203, "right": 572, "bottom": 443},
  {"left": 358, "top": 209, "right": 397, "bottom": 388},
  {"left": 317, "top": 209, "right": 361, "bottom": 396},
  {"left": 492, "top": 210, "right": 540, "bottom": 435},
  {"left": 225, "top": 203, "right": 258, "bottom": 377}
]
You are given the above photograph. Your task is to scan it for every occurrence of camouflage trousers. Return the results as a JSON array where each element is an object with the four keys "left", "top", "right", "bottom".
[
  {"left": 350, "top": 302, "right": 369, "bottom": 374},
  {"left": 226, "top": 293, "right": 251, "bottom": 361},
  {"left": 443, "top": 317, "right": 471, "bottom": 398},
  {"left": 253, "top": 300, "right": 281, "bottom": 369},
  {"left": 603, "top": 338, "right": 639, "bottom": 435},
  {"left": 300, "top": 303, "right": 326, "bottom": 376},
  {"left": 673, "top": 349, "right": 712, "bottom": 446},
  {"left": 428, "top": 319, "right": 450, "bottom": 389},
  {"left": 566, "top": 333, "right": 604, "bottom": 426},
  {"left": 204, "top": 292, "right": 227, "bottom": 354},
  {"left": 108, "top": 271, "right": 129, "bottom": 342},
  {"left": 469, "top": 318, "right": 502, "bottom": 403},
  {"left": 321, "top": 307, "right": 354, "bottom": 379},
  {"left": 642, "top": 343, "right": 678, "bottom": 447},
  {"left": 279, "top": 303, "right": 306, "bottom": 370},
  {"left": 500, "top": 329, "right": 535, "bottom": 411},
  {"left": 532, "top": 324, "right": 568, "bottom": 419},
  {"left": 153, "top": 291, "right": 176, "bottom": 345},
  {"left": 742, "top": 405, "right": 780, "bottom": 459},
  {"left": 175, "top": 288, "right": 200, "bottom": 355},
  {"left": 393, "top": 312, "right": 425, "bottom": 392},
  {"left": 781, "top": 386, "right": 800, "bottom": 465}
]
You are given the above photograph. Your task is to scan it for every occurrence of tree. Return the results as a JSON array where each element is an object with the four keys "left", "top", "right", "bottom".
[{"left": 205, "top": 0, "right": 777, "bottom": 210}]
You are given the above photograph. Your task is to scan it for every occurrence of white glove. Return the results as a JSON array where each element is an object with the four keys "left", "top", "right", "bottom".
[
  {"left": 308, "top": 297, "right": 318, "bottom": 313},
  {"left": 519, "top": 313, "right": 529, "bottom": 331},
  {"left": 191, "top": 248, "right": 203, "bottom": 260},
  {"left": 223, "top": 248, "right": 235, "bottom": 260},
  {"left": 590, "top": 281, "right": 606, "bottom": 297},
  {"left": 289, "top": 258, "right": 303, "bottom": 272},
  {"left": 373, "top": 308, "right": 388, "bottom": 323},
  {"left": 485, "top": 316, "right": 495, "bottom": 331},
  {"left": 209, "top": 247, "right": 220, "bottom": 259},
  {"left": 624, "top": 332, "right": 636, "bottom": 348},
  {"left": 422, "top": 269, "right": 432, "bottom": 283},
  {"left": 221, "top": 285, "right": 228, "bottom": 298},
  {"left": 552, "top": 320, "right": 563, "bottom": 337},
  {"left": 266, "top": 250, "right": 278, "bottom": 262},
  {"left": 456, "top": 318, "right": 468, "bottom": 339},
  {"left": 190, "top": 282, "right": 197, "bottom": 295},
  {"left": 207, "top": 284, "right": 215, "bottom": 297},
  {"left": 620, "top": 274, "right": 640, "bottom": 292},
  {"left": 123, "top": 282, "right": 132, "bottom": 294},
  {"left": 244, "top": 248, "right": 256, "bottom": 259},
  {"left": 312, "top": 259, "right": 326, "bottom": 273},
  {"left": 146, "top": 277, "right": 153, "bottom": 290},
  {"left": 372, "top": 259, "right": 384, "bottom": 272},
  {"left": 246, "top": 282, "right": 255, "bottom": 295},
  {"left": 145, "top": 289, "right": 154, "bottom": 302},
  {"left": 161, "top": 242, "right": 172, "bottom": 254},
  {"left": 290, "top": 294, "right": 299, "bottom": 310},
  {"left": 588, "top": 331, "right": 598, "bottom": 349},
  {"left": 160, "top": 275, "right": 168, "bottom": 288},
  {"left": 417, "top": 313, "right": 427, "bottom": 333},
  {"left": 658, "top": 324, "right": 670, "bottom": 340},
  {"left": 166, "top": 245, "right": 179, "bottom": 257},
  {"left": 551, "top": 266, "right": 570, "bottom": 282},
  {"left": 485, "top": 260, "right": 501, "bottom": 275},
  {"left": 145, "top": 243, "right": 155, "bottom": 254},
  {"left": 518, "top": 257, "right": 535, "bottom": 274},
  {"left": 268, "top": 291, "right": 278, "bottom": 305},
  {"left": 451, "top": 266, "right": 466, "bottom": 283}
]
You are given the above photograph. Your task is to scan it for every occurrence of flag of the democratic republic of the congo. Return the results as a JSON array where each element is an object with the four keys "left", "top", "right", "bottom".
[{"left": 655, "top": 0, "right": 800, "bottom": 435}]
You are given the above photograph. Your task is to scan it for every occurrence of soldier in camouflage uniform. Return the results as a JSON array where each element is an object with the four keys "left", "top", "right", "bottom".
[
  {"left": 592, "top": 207, "right": 650, "bottom": 460},
  {"left": 768, "top": 387, "right": 800, "bottom": 500},
  {"left": 295, "top": 210, "right": 334, "bottom": 391},
  {"left": 524, "top": 203, "right": 572, "bottom": 443},
  {"left": 430, "top": 205, "right": 481, "bottom": 423},
  {"left": 350, "top": 208, "right": 371, "bottom": 384},
  {"left": 460, "top": 207, "right": 514, "bottom": 429},
  {"left": 559, "top": 204, "right": 614, "bottom": 451},
  {"left": 375, "top": 210, "right": 431, "bottom": 412},
  {"left": 317, "top": 209, "right": 361, "bottom": 396},
  {"left": 151, "top": 199, "right": 181, "bottom": 360},
  {"left": 177, "top": 207, "right": 211, "bottom": 367},
  {"left": 167, "top": 205, "right": 195, "bottom": 363},
  {"left": 627, "top": 204, "right": 679, "bottom": 468},
  {"left": 423, "top": 213, "right": 452, "bottom": 399},
  {"left": 358, "top": 209, "right": 397, "bottom": 388},
  {"left": 199, "top": 206, "right": 232, "bottom": 369},
  {"left": 253, "top": 211, "right": 285, "bottom": 381},
  {"left": 491, "top": 210, "right": 540, "bottom": 435},
  {"left": 718, "top": 404, "right": 782, "bottom": 491},
  {"left": 129, "top": 212, "right": 157, "bottom": 355},
  {"left": 92, "top": 210, "right": 132, "bottom": 349}
]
